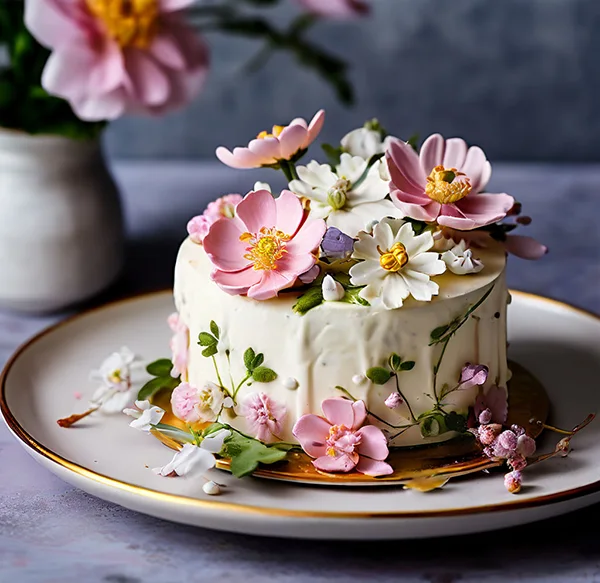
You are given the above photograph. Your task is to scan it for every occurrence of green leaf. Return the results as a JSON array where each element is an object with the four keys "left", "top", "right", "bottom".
[
  {"left": 322, "top": 143, "right": 343, "bottom": 167},
  {"left": 400, "top": 361, "right": 415, "bottom": 371},
  {"left": 293, "top": 285, "right": 324, "bottom": 315},
  {"left": 389, "top": 353, "right": 402, "bottom": 371},
  {"left": 137, "top": 376, "right": 180, "bottom": 401},
  {"left": 252, "top": 353, "right": 265, "bottom": 369},
  {"left": 406, "top": 133, "right": 419, "bottom": 152},
  {"left": 342, "top": 287, "right": 370, "bottom": 307},
  {"left": 146, "top": 358, "right": 174, "bottom": 377},
  {"left": 198, "top": 332, "right": 218, "bottom": 347},
  {"left": 209, "top": 321, "right": 220, "bottom": 339},
  {"left": 420, "top": 413, "right": 447, "bottom": 438},
  {"left": 445, "top": 411, "right": 467, "bottom": 433},
  {"left": 224, "top": 432, "right": 288, "bottom": 478},
  {"left": 366, "top": 367, "right": 392, "bottom": 385},
  {"left": 202, "top": 345, "right": 218, "bottom": 358},
  {"left": 430, "top": 325, "right": 449, "bottom": 342},
  {"left": 243, "top": 347, "right": 256, "bottom": 371},
  {"left": 252, "top": 367, "right": 278, "bottom": 383}
]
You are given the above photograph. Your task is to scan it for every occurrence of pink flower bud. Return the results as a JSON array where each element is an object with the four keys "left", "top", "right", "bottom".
[
  {"left": 385, "top": 393, "right": 403, "bottom": 409},
  {"left": 504, "top": 471, "right": 522, "bottom": 494},
  {"left": 478, "top": 423, "right": 502, "bottom": 446},
  {"left": 478, "top": 408, "right": 492, "bottom": 425},
  {"left": 516, "top": 434, "right": 536, "bottom": 458},
  {"left": 497, "top": 430, "right": 518, "bottom": 452},
  {"left": 187, "top": 215, "right": 212, "bottom": 244}
]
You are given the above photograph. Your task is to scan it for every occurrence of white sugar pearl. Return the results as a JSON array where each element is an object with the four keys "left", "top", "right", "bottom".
[
  {"left": 283, "top": 377, "right": 299, "bottom": 390},
  {"left": 352, "top": 374, "right": 367, "bottom": 385},
  {"left": 202, "top": 481, "right": 221, "bottom": 496}
]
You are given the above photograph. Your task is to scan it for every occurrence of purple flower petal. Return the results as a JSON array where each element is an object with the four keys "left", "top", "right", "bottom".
[{"left": 321, "top": 227, "right": 355, "bottom": 259}]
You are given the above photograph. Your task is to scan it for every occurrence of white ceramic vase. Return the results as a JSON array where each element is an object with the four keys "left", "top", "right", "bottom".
[{"left": 0, "top": 129, "right": 124, "bottom": 313}]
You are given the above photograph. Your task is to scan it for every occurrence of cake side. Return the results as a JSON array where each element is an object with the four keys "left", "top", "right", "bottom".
[{"left": 174, "top": 237, "right": 509, "bottom": 447}]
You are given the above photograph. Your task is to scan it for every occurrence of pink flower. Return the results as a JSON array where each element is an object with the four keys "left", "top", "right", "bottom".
[
  {"left": 296, "top": 0, "right": 369, "bottom": 19},
  {"left": 459, "top": 363, "right": 489, "bottom": 390},
  {"left": 386, "top": 134, "right": 514, "bottom": 230},
  {"left": 216, "top": 110, "right": 325, "bottom": 169},
  {"left": 187, "top": 194, "right": 243, "bottom": 244},
  {"left": 171, "top": 381, "right": 228, "bottom": 424},
  {"left": 516, "top": 434, "right": 537, "bottom": 457},
  {"left": 203, "top": 189, "right": 326, "bottom": 300},
  {"left": 477, "top": 423, "right": 502, "bottom": 446},
  {"left": 385, "top": 393, "right": 403, "bottom": 409},
  {"left": 25, "top": 0, "right": 209, "bottom": 121},
  {"left": 478, "top": 408, "right": 492, "bottom": 425},
  {"left": 474, "top": 384, "right": 508, "bottom": 425},
  {"left": 168, "top": 312, "right": 189, "bottom": 377},
  {"left": 243, "top": 392, "right": 286, "bottom": 443},
  {"left": 504, "top": 470, "right": 522, "bottom": 494},
  {"left": 292, "top": 398, "right": 393, "bottom": 476}
]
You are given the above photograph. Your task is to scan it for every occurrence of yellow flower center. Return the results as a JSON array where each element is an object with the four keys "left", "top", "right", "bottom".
[
  {"left": 425, "top": 165, "right": 472, "bottom": 204},
  {"left": 240, "top": 227, "right": 291, "bottom": 271},
  {"left": 86, "top": 0, "right": 159, "bottom": 49},
  {"left": 378, "top": 242, "right": 409, "bottom": 272},
  {"left": 256, "top": 125, "right": 285, "bottom": 140},
  {"left": 108, "top": 369, "right": 122, "bottom": 384}
]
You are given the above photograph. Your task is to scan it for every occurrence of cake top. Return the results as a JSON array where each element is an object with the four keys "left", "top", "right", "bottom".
[{"left": 186, "top": 111, "right": 546, "bottom": 313}]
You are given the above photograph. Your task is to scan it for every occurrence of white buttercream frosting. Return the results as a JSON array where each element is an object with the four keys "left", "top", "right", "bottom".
[{"left": 174, "top": 238, "right": 509, "bottom": 447}]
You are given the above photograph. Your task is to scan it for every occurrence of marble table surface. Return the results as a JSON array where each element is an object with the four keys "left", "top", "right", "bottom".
[{"left": 1, "top": 161, "right": 599, "bottom": 582}]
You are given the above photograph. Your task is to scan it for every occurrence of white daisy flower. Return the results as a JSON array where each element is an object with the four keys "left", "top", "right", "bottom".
[
  {"left": 123, "top": 400, "right": 165, "bottom": 432},
  {"left": 349, "top": 218, "right": 446, "bottom": 310},
  {"left": 153, "top": 443, "right": 216, "bottom": 478},
  {"left": 441, "top": 240, "right": 484, "bottom": 275},
  {"left": 289, "top": 153, "right": 402, "bottom": 237}
]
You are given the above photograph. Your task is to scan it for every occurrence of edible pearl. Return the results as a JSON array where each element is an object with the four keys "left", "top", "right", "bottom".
[
  {"left": 283, "top": 377, "right": 299, "bottom": 390},
  {"left": 352, "top": 374, "right": 366, "bottom": 385},
  {"left": 202, "top": 481, "right": 221, "bottom": 496}
]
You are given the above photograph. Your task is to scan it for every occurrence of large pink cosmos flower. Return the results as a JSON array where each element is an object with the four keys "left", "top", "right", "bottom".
[
  {"left": 293, "top": 398, "right": 393, "bottom": 476},
  {"left": 216, "top": 110, "right": 325, "bottom": 169},
  {"left": 387, "top": 134, "right": 515, "bottom": 231},
  {"left": 203, "top": 189, "right": 326, "bottom": 300},
  {"left": 25, "top": 0, "right": 209, "bottom": 121},
  {"left": 296, "top": 0, "right": 369, "bottom": 19}
]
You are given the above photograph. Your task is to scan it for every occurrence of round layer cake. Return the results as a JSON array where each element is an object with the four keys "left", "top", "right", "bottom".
[{"left": 174, "top": 236, "right": 509, "bottom": 447}]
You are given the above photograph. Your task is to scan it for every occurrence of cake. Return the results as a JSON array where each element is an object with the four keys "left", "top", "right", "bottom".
[{"left": 61, "top": 110, "right": 596, "bottom": 495}]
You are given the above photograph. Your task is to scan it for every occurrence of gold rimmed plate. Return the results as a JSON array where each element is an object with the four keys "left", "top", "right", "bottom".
[{"left": 1, "top": 290, "right": 599, "bottom": 539}]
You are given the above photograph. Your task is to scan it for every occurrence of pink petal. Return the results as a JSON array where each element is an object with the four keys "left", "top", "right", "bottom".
[
  {"left": 504, "top": 235, "right": 548, "bottom": 260},
  {"left": 71, "top": 87, "right": 128, "bottom": 121},
  {"left": 356, "top": 425, "right": 389, "bottom": 460},
  {"left": 386, "top": 140, "right": 427, "bottom": 196},
  {"left": 203, "top": 218, "right": 250, "bottom": 272},
  {"left": 277, "top": 253, "right": 316, "bottom": 279},
  {"left": 41, "top": 45, "right": 97, "bottom": 102},
  {"left": 322, "top": 398, "right": 356, "bottom": 427},
  {"left": 89, "top": 41, "right": 125, "bottom": 94},
  {"left": 355, "top": 458, "right": 394, "bottom": 477},
  {"left": 159, "top": 0, "right": 195, "bottom": 11},
  {"left": 391, "top": 191, "right": 441, "bottom": 222},
  {"left": 124, "top": 49, "right": 170, "bottom": 106},
  {"left": 216, "top": 147, "right": 262, "bottom": 169},
  {"left": 149, "top": 31, "right": 187, "bottom": 70},
  {"left": 247, "top": 270, "right": 295, "bottom": 300},
  {"left": 278, "top": 124, "right": 308, "bottom": 159},
  {"left": 350, "top": 400, "right": 367, "bottom": 429},
  {"left": 305, "top": 109, "right": 326, "bottom": 146},
  {"left": 451, "top": 192, "right": 515, "bottom": 229},
  {"left": 211, "top": 267, "right": 261, "bottom": 295},
  {"left": 236, "top": 190, "right": 277, "bottom": 233},
  {"left": 443, "top": 138, "right": 468, "bottom": 169},
  {"left": 248, "top": 138, "right": 281, "bottom": 165},
  {"left": 437, "top": 203, "right": 476, "bottom": 230},
  {"left": 292, "top": 414, "right": 332, "bottom": 458},
  {"left": 25, "top": 0, "right": 83, "bottom": 48},
  {"left": 313, "top": 453, "right": 358, "bottom": 473},
  {"left": 161, "top": 15, "right": 210, "bottom": 70},
  {"left": 285, "top": 218, "right": 326, "bottom": 255},
  {"left": 461, "top": 146, "right": 492, "bottom": 193},
  {"left": 420, "top": 133, "right": 445, "bottom": 175},
  {"left": 275, "top": 190, "right": 304, "bottom": 235}
]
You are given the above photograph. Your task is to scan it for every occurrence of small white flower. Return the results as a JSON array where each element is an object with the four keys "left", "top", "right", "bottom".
[
  {"left": 253, "top": 181, "right": 272, "bottom": 193},
  {"left": 153, "top": 443, "right": 216, "bottom": 478},
  {"left": 322, "top": 274, "right": 345, "bottom": 302},
  {"left": 441, "top": 240, "right": 484, "bottom": 275},
  {"left": 283, "top": 377, "right": 299, "bottom": 391},
  {"left": 340, "top": 127, "right": 397, "bottom": 161},
  {"left": 124, "top": 400, "right": 165, "bottom": 432},
  {"left": 202, "top": 480, "right": 222, "bottom": 496},
  {"left": 289, "top": 153, "right": 402, "bottom": 237},
  {"left": 201, "top": 428, "right": 231, "bottom": 454},
  {"left": 349, "top": 218, "right": 446, "bottom": 310}
]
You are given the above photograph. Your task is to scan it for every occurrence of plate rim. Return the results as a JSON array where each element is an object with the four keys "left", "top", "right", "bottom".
[{"left": 1, "top": 288, "right": 599, "bottom": 520}]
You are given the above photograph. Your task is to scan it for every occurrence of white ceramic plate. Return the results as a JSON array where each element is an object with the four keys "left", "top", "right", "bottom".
[{"left": 1, "top": 290, "right": 599, "bottom": 540}]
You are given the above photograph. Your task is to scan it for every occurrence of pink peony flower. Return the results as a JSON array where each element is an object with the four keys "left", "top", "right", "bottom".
[
  {"left": 25, "top": 0, "right": 209, "bottom": 121},
  {"left": 504, "top": 470, "right": 522, "bottom": 493},
  {"left": 296, "top": 0, "right": 369, "bottom": 19},
  {"left": 171, "top": 381, "right": 228, "bottom": 424},
  {"left": 168, "top": 312, "right": 189, "bottom": 377},
  {"left": 187, "top": 194, "right": 243, "bottom": 244},
  {"left": 203, "top": 189, "right": 326, "bottom": 300},
  {"left": 243, "top": 392, "right": 286, "bottom": 443},
  {"left": 292, "top": 398, "right": 393, "bottom": 476},
  {"left": 216, "top": 110, "right": 325, "bottom": 169},
  {"left": 474, "top": 384, "right": 508, "bottom": 425},
  {"left": 386, "top": 134, "right": 514, "bottom": 230}
]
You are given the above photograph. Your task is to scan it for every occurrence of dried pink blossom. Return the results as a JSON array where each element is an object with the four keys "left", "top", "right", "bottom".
[
  {"left": 459, "top": 363, "right": 489, "bottom": 389},
  {"left": 243, "top": 392, "right": 286, "bottom": 443},
  {"left": 478, "top": 408, "right": 492, "bottom": 425},
  {"left": 508, "top": 454, "right": 527, "bottom": 471},
  {"left": 516, "top": 434, "right": 536, "bottom": 457},
  {"left": 385, "top": 393, "right": 403, "bottom": 409},
  {"left": 478, "top": 423, "right": 502, "bottom": 445},
  {"left": 474, "top": 384, "right": 508, "bottom": 425},
  {"left": 504, "top": 470, "right": 522, "bottom": 494}
]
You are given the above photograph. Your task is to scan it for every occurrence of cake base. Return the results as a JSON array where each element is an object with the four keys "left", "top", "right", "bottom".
[{"left": 151, "top": 360, "right": 549, "bottom": 487}]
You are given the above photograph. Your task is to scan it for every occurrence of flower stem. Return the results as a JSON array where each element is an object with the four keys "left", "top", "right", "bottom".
[
  {"left": 395, "top": 373, "right": 416, "bottom": 422},
  {"left": 57, "top": 406, "right": 99, "bottom": 428},
  {"left": 432, "top": 337, "right": 450, "bottom": 405},
  {"left": 279, "top": 160, "right": 294, "bottom": 183},
  {"left": 211, "top": 355, "right": 227, "bottom": 395},
  {"left": 233, "top": 373, "right": 252, "bottom": 399}
]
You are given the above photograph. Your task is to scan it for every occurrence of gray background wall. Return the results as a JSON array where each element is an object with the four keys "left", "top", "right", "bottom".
[{"left": 105, "top": 0, "right": 600, "bottom": 162}]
